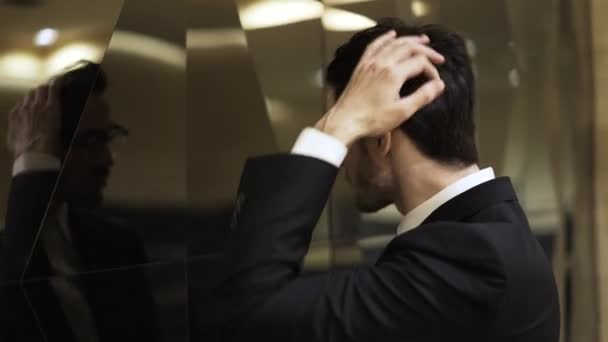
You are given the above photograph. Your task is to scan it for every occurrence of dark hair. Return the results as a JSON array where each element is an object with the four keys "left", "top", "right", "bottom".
[
  {"left": 57, "top": 60, "right": 107, "bottom": 149},
  {"left": 326, "top": 18, "right": 478, "bottom": 166}
]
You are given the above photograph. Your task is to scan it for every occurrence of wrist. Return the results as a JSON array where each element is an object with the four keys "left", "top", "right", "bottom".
[
  {"left": 315, "top": 111, "right": 360, "bottom": 147},
  {"left": 13, "top": 139, "right": 61, "bottom": 161}
]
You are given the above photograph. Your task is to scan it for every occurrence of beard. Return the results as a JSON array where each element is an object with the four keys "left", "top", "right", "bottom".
[{"left": 353, "top": 183, "right": 394, "bottom": 213}]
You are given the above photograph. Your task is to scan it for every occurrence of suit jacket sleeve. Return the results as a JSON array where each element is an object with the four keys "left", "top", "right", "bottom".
[
  {"left": 210, "top": 154, "right": 505, "bottom": 342},
  {"left": 1, "top": 171, "right": 59, "bottom": 281}
]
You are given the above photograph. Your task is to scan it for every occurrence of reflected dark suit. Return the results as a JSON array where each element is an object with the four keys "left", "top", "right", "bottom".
[
  {"left": 210, "top": 154, "right": 560, "bottom": 342},
  {"left": 0, "top": 171, "right": 160, "bottom": 342}
]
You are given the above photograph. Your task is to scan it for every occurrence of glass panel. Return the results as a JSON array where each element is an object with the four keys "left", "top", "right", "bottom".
[
  {"left": 1, "top": 0, "right": 595, "bottom": 340},
  {"left": 20, "top": 0, "right": 190, "bottom": 281},
  {"left": 234, "top": 0, "right": 332, "bottom": 270}
]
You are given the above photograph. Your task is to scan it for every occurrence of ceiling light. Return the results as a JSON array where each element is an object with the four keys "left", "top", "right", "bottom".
[
  {"left": 240, "top": 0, "right": 323, "bottom": 30},
  {"left": 322, "top": 8, "right": 376, "bottom": 32},
  {"left": 411, "top": 0, "right": 430, "bottom": 17},
  {"left": 34, "top": 28, "right": 59, "bottom": 47}
]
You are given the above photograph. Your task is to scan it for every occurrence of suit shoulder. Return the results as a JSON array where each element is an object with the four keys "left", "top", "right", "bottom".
[
  {"left": 384, "top": 221, "right": 509, "bottom": 291},
  {"left": 377, "top": 222, "right": 508, "bottom": 327},
  {"left": 390, "top": 220, "right": 514, "bottom": 259}
]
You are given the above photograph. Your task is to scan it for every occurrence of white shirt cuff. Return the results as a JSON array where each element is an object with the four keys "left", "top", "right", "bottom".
[
  {"left": 291, "top": 128, "right": 347, "bottom": 167},
  {"left": 13, "top": 152, "right": 61, "bottom": 176}
]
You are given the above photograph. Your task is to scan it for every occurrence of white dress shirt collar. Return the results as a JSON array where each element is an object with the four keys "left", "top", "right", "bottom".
[{"left": 397, "top": 167, "right": 496, "bottom": 235}]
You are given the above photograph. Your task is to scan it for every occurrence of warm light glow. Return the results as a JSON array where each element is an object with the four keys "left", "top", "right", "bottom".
[
  {"left": 322, "top": 8, "right": 376, "bottom": 31},
  {"left": 265, "top": 97, "right": 293, "bottom": 124},
  {"left": 311, "top": 68, "right": 324, "bottom": 88},
  {"left": 34, "top": 28, "right": 59, "bottom": 47},
  {"left": 239, "top": 0, "right": 323, "bottom": 30},
  {"left": 509, "top": 68, "right": 520, "bottom": 88},
  {"left": 358, "top": 234, "right": 396, "bottom": 249},
  {"left": 187, "top": 29, "right": 248, "bottom": 49},
  {"left": 46, "top": 43, "right": 103, "bottom": 77},
  {"left": 109, "top": 30, "right": 186, "bottom": 68},
  {"left": 324, "top": 0, "right": 374, "bottom": 4},
  {"left": 411, "top": 0, "right": 430, "bottom": 17},
  {"left": 0, "top": 52, "right": 44, "bottom": 81},
  {"left": 465, "top": 38, "right": 477, "bottom": 57},
  {"left": 363, "top": 205, "right": 403, "bottom": 223}
]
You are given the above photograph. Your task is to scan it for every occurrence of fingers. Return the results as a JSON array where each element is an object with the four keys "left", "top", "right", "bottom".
[
  {"left": 378, "top": 36, "right": 443, "bottom": 65},
  {"left": 22, "top": 82, "right": 56, "bottom": 109},
  {"left": 360, "top": 30, "right": 397, "bottom": 62},
  {"left": 395, "top": 43, "right": 445, "bottom": 65},
  {"left": 396, "top": 79, "right": 445, "bottom": 118},
  {"left": 395, "top": 55, "right": 441, "bottom": 83}
]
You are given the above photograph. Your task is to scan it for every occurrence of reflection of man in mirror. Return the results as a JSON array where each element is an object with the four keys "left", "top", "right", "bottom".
[
  {"left": 10, "top": 61, "right": 127, "bottom": 206},
  {"left": 0, "top": 61, "right": 159, "bottom": 341}
]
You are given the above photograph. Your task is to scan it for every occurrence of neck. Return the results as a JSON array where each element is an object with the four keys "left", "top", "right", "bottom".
[
  {"left": 390, "top": 135, "right": 479, "bottom": 215},
  {"left": 394, "top": 162, "right": 480, "bottom": 214}
]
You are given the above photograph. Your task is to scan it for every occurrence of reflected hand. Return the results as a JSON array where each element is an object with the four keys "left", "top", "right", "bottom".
[
  {"left": 317, "top": 30, "right": 446, "bottom": 146},
  {"left": 7, "top": 79, "right": 62, "bottom": 159}
]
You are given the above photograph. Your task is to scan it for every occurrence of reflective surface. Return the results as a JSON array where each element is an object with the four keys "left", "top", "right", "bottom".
[
  {"left": 0, "top": 0, "right": 124, "bottom": 284},
  {"left": 235, "top": 0, "right": 335, "bottom": 269},
  {"left": 0, "top": 0, "right": 602, "bottom": 341},
  {"left": 21, "top": 0, "right": 191, "bottom": 280}
]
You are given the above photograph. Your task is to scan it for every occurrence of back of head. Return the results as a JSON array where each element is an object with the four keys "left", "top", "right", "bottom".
[
  {"left": 327, "top": 18, "right": 478, "bottom": 166},
  {"left": 57, "top": 60, "right": 107, "bottom": 151}
]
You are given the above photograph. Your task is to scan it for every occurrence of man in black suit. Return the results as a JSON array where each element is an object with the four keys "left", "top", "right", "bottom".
[
  {"left": 0, "top": 62, "right": 159, "bottom": 341},
  {"left": 209, "top": 19, "right": 560, "bottom": 341}
]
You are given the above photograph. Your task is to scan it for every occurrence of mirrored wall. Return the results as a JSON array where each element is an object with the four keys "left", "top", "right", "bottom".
[{"left": 0, "top": 0, "right": 601, "bottom": 341}]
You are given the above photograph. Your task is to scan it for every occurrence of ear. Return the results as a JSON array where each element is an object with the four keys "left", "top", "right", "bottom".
[
  {"left": 377, "top": 132, "right": 392, "bottom": 157},
  {"left": 363, "top": 132, "right": 392, "bottom": 161}
]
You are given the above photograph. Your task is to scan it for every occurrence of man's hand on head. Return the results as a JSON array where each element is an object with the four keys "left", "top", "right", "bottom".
[
  {"left": 7, "top": 78, "right": 62, "bottom": 160},
  {"left": 316, "top": 30, "right": 446, "bottom": 146}
]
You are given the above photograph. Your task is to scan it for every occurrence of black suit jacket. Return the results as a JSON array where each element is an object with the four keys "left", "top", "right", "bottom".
[
  {"left": 0, "top": 171, "right": 160, "bottom": 342},
  {"left": 209, "top": 154, "right": 560, "bottom": 342}
]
